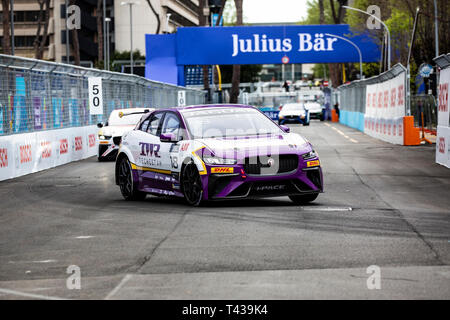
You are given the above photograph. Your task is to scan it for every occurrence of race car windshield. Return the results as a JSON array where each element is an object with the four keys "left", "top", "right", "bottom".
[
  {"left": 108, "top": 111, "right": 144, "bottom": 126},
  {"left": 183, "top": 108, "right": 283, "bottom": 139}
]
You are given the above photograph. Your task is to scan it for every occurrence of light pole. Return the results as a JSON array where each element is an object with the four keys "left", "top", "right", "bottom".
[
  {"left": 105, "top": 17, "right": 111, "bottom": 71},
  {"left": 103, "top": 0, "right": 107, "bottom": 69},
  {"left": 10, "top": 0, "right": 15, "bottom": 55},
  {"left": 65, "top": 0, "right": 70, "bottom": 63},
  {"left": 343, "top": 5, "right": 391, "bottom": 70},
  {"left": 325, "top": 33, "right": 363, "bottom": 80},
  {"left": 121, "top": 1, "right": 139, "bottom": 74},
  {"left": 433, "top": 0, "right": 439, "bottom": 57}
]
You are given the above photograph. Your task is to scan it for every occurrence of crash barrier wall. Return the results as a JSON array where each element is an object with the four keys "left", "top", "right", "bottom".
[
  {"left": 433, "top": 54, "right": 450, "bottom": 168},
  {"left": 0, "top": 54, "right": 205, "bottom": 180},
  {"left": 0, "top": 125, "right": 97, "bottom": 181},
  {"left": 0, "top": 54, "right": 205, "bottom": 136},
  {"left": 338, "top": 64, "right": 420, "bottom": 145}
]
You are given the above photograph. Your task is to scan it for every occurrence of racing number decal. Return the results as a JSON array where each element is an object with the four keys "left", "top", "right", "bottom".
[{"left": 170, "top": 155, "right": 178, "bottom": 169}]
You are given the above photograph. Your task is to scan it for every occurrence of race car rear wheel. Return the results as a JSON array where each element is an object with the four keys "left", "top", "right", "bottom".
[
  {"left": 181, "top": 162, "right": 203, "bottom": 206},
  {"left": 118, "top": 156, "right": 146, "bottom": 201},
  {"left": 289, "top": 193, "right": 319, "bottom": 204}
]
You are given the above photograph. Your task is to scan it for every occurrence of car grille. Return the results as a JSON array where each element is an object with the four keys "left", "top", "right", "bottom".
[
  {"left": 243, "top": 154, "right": 298, "bottom": 175},
  {"left": 113, "top": 136, "right": 122, "bottom": 146}
]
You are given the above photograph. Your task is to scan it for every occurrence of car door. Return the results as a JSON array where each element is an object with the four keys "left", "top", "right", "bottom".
[
  {"left": 159, "top": 112, "right": 182, "bottom": 173},
  {"left": 132, "top": 111, "right": 166, "bottom": 191}
]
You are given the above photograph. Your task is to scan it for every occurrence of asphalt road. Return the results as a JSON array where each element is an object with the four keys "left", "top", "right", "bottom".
[{"left": 0, "top": 121, "right": 449, "bottom": 300}]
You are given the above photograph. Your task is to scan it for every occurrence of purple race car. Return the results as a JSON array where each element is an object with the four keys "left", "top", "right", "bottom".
[{"left": 115, "top": 104, "right": 323, "bottom": 206}]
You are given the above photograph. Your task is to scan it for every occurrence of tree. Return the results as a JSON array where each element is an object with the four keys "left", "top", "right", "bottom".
[
  {"left": 1, "top": 0, "right": 11, "bottom": 54},
  {"left": 230, "top": 0, "right": 243, "bottom": 103},
  {"left": 319, "top": 0, "right": 325, "bottom": 24},
  {"left": 146, "top": 0, "right": 160, "bottom": 34},
  {"left": 34, "top": 0, "right": 51, "bottom": 59},
  {"left": 97, "top": 0, "right": 104, "bottom": 64}
]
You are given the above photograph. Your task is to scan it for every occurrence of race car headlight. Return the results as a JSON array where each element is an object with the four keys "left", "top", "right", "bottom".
[
  {"left": 203, "top": 156, "right": 237, "bottom": 165},
  {"left": 302, "top": 150, "right": 318, "bottom": 160},
  {"left": 99, "top": 135, "right": 112, "bottom": 140}
]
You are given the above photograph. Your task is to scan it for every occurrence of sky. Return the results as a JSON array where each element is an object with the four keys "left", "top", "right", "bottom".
[{"left": 242, "top": 0, "right": 309, "bottom": 24}]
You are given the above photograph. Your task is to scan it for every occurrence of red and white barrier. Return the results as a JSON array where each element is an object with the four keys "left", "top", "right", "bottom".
[
  {"left": 364, "top": 71, "right": 406, "bottom": 145},
  {"left": 436, "top": 67, "right": 450, "bottom": 168},
  {"left": 0, "top": 126, "right": 98, "bottom": 181}
]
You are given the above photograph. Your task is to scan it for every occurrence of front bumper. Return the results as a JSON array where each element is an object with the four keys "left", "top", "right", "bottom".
[{"left": 202, "top": 159, "right": 323, "bottom": 200}]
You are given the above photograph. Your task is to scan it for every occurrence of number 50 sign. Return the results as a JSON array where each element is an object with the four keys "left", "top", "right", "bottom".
[{"left": 88, "top": 77, "right": 103, "bottom": 115}]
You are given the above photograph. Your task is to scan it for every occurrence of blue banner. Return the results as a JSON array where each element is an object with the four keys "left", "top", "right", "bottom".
[{"left": 176, "top": 25, "right": 379, "bottom": 65}]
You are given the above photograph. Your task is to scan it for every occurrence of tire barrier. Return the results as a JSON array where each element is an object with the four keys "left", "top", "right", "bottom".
[
  {"left": 0, "top": 126, "right": 98, "bottom": 181},
  {"left": 338, "top": 64, "right": 420, "bottom": 146},
  {"left": 434, "top": 54, "right": 450, "bottom": 168}
]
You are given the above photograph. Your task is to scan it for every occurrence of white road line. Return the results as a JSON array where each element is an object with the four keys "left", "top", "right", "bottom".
[
  {"left": 75, "top": 236, "right": 95, "bottom": 239},
  {"left": 327, "top": 124, "right": 359, "bottom": 143},
  {"left": 104, "top": 274, "right": 132, "bottom": 300},
  {"left": 9, "top": 259, "right": 57, "bottom": 264},
  {"left": 0, "top": 288, "right": 68, "bottom": 300},
  {"left": 300, "top": 207, "right": 353, "bottom": 212}
]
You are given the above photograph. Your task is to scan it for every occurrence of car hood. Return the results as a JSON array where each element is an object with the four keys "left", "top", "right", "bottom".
[
  {"left": 198, "top": 133, "right": 310, "bottom": 159},
  {"left": 99, "top": 125, "right": 135, "bottom": 137}
]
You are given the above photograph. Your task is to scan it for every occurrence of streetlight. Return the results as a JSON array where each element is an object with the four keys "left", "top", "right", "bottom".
[
  {"left": 11, "top": 0, "right": 15, "bottom": 55},
  {"left": 105, "top": 17, "right": 111, "bottom": 71},
  {"left": 121, "top": 1, "right": 139, "bottom": 74},
  {"left": 324, "top": 33, "right": 363, "bottom": 80},
  {"left": 343, "top": 5, "right": 391, "bottom": 70}
]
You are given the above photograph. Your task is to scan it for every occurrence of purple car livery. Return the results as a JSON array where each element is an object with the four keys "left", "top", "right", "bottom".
[{"left": 115, "top": 104, "right": 323, "bottom": 206}]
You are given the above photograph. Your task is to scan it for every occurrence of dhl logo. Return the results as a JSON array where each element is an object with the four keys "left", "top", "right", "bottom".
[
  {"left": 211, "top": 167, "right": 234, "bottom": 174},
  {"left": 306, "top": 160, "right": 320, "bottom": 167}
]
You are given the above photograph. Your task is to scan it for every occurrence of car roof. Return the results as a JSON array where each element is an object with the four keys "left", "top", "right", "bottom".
[{"left": 154, "top": 104, "right": 255, "bottom": 113}]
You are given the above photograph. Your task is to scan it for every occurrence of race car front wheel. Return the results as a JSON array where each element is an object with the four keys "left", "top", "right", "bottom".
[
  {"left": 118, "top": 156, "right": 146, "bottom": 201},
  {"left": 289, "top": 193, "right": 319, "bottom": 204},
  {"left": 181, "top": 162, "right": 203, "bottom": 206}
]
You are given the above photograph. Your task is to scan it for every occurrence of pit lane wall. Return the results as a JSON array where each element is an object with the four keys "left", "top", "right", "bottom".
[
  {"left": 338, "top": 64, "right": 419, "bottom": 145},
  {"left": 434, "top": 54, "right": 450, "bottom": 168},
  {"left": 0, "top": 126, "right": 98, "bottom": 181}
]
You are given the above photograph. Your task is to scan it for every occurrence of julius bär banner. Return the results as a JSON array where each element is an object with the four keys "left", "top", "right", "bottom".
[{"left": 175, "top": 25, "right": 379, "bottom": 65}]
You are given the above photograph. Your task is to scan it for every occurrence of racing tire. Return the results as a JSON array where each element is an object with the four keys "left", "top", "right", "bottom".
[
  {"left": 117, "top": 156, "right": 146, "bottom": 201},
  {"left": 289, "top": 193, "right": 319, "bottom": 204},
  {"left": 181, "top": 161, "right": 203, "bottom": 206}
]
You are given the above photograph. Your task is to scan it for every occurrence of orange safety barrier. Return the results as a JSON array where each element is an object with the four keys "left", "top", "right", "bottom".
[
  {"left": 331, "top": 109, "right": 339, "bottom": 122},
  {"left": 403, "top": 116, "right": 421, "bottom": 146}
]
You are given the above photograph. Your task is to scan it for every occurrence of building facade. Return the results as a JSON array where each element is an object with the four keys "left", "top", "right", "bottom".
[{"left": 1, "top": 0, "right": 198, "bottom": 65}]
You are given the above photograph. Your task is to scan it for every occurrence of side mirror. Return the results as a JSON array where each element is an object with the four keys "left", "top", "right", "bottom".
[
  {"left": 97, "top": 123, "right": 103, "bottom": 128},
  {"left": 280, "top": 125, "right": 290, "bottom": 133},
  {"left": 160, "top": 132, "right": 178, "bottom": 143}
]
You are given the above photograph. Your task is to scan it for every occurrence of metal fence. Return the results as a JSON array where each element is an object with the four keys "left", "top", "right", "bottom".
[
  {"left": 337, "top": 64, "right": 407, "bottom": 115},
  {"left": 411, "top": 94, "right": 437, "bottom": 132},
  {"left": 0, "top": 54, "right": 205, "bottom": 136}
]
